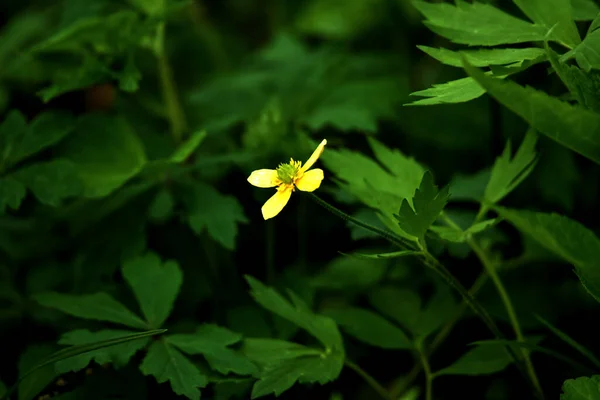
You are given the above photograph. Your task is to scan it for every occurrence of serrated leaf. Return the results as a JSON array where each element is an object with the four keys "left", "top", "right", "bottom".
[
  {"left": 0, "top": 176, "right": 26, "bottom": 213},
  {"left": 408, "top": 77, "right": 486, "bottom": 105},
  {"left": 184, "top": 182, "right": 248, "bottom": 250},
  {"left": 464, "top": 59, "right": 600, "bottom": 165},
  {"left": 571, "top": 0, "right": 600, "bottom": 21},
  {"left": 56, "top": 114, "right": 147, "bottom": 197},
  {"left": 55, "top": 329, "right": 149, "bottom": 373},
  {"left": 34, "top": 292, "right": 148, "bottom": 329},
  {"left": 395, "top": 171, "right": 450, "bottom": 242},
  {"left": 548, "top": 46, "right": 600, "bottom": 113},
  {"left": 18, "top": 344, "right": 57, "bottom": 400},
  {"left": 561, "top": 375, "right": 600, "bottom": 399},
  {"left": 170, "top": 130, "right": 207, "bottom": 163},
  {"left": 485, "top": 129, "right": 538, "bottom": 204},
  {"left": 168, "top": 324, "right": 258, "bottom": 376},
  {"left": 413, "top": 0, "right": 546, "bottom": 46},
  {"left": 565, "top": 24, "right": 600, "bottom": 71},
  {"left": 122, "top": 252, "right": 182, "bottom": 328},
  {"left": 494, "top": 206, "right": 600, "bottom": 303},
  {"left": 245, "top": 276, "right": 343, "bottom": 351},
  {"left": 242, "top": 339, "right": 322, "bottom": 366},
  {"left": 513, "top": 0, "right": 581, "bottom": 48},
  {"left": 140, "top": 340, "right": 208, "bottom": 400},
  {"left": 323, "top": 307, "right": 412, "bottom": 349},
  {"left": 418, "top": 46, "right": 546, "bottom": 68},
  {"left": 15, "top": 159, "right": 83, "bottom": 206},
  {"left": 434, "top": 342, "right": 513, "bottom": 376}
]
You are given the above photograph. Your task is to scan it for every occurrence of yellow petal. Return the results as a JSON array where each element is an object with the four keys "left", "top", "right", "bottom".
[
  {"left": 295, "top": 169, "right": 324, "bottom": 192},
  {"left": 301, "top": 139, "right": 327, "bottom": 172},
  {"left": 248, "top": 169, "right": 280, "bottom": 188},
  {"left": 261, "top": 185, "right": 293, "bottom": 220}
]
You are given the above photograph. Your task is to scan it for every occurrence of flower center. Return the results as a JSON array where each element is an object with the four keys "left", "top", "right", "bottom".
[{"left": 276, "top": 159, "right": 301, "bottom": 184}]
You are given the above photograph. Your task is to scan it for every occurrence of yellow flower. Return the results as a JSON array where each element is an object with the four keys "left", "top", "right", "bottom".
[{"left": 248, "top": 139, "right": 327, "bottom": 220}]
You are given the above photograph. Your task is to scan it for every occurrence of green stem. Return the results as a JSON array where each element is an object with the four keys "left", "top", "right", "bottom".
[
  {"left": 155, "top": 22, "right": 187, "bottom": 143},
  {"left": 344, "top": 359, "right": 394, "bottom": 400},
  {"left": 441, "top": 213, "right": 544, "bottom": 400},
  {"left": 416, "top": 341, "right": 433, "bottom": 400}
]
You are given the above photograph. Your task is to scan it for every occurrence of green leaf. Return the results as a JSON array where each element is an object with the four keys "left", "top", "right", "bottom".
[
  {"left": 18, "top": 344, "right": 57, "bottom": 400},
  {"left": 418, "top": 46, "right": 546, "bottom": 68},
  {"left": 250, "top": 353, "right": 344, "bottom": 399},
  {"left": 571, "top": 0, "right": 600, "bottom": 21},
  {"left": 323, "top": 307, "right": 412, "bottom": 349},
  {"left": 15, "top": 159, "right": 83, "bottom": 206},
  {"left": 484, "top": 129, "right": 538, "bottom": 204},
  {"left": 464, "top": 59, "right": 600, "bottom": 165},
  {"left": 407, "top": 77, "right": 486, "bottom": 106},
  {"left": 513, "top": 0, "right": 581, "bottom": 48},
  {"left": 412, "top": 0, "right": 546, "bottom": 46},
  {"left": 34, "top": 292, "right": 148, "bottom": 330},
  {"left": 149, "top": 188, "right": 175, "bottom": 222},
  {"left": 140, "top": 340, "right": 208, "bottom": 400},
  {"left": 494, "top": 207, "right": 600, "bottom": 303},
  {"left": 245, "top": 276, "right": 343, "bottom": 351},
  {"left": 536, "top": 315, "right": 600, "bottom": 369},
  {"left": 311, "top": 255, "right": 387, "bottom": 290},
  {"left": 367, "top": 287, "right": 422, "bottom": 335},
  {"left": 0, "top": 110, "right": 27, "bottom": 168},
  {"left": 434, "top": 342, "right": 513, "bottom": 376},
  {"left": 127, "top": 0, "right": 165, "bottom": 15},
  {"left": 170, "top": 130, "right": 207, "bottom": 163},
  {"left": 395, "top": 171, "right": 450, "bottom": 242},
  {"left": 431, "top": 218, "right": 499, "bottom": 243},
  {"left": 184, "top": 182, "right": 248, "bottom": 250},
  {"left": 167, "top": 324, "right": 258, "bottom": 376},
  {"left": 55, "top": 329, "right": 150, "bottom": 373},
  {"left": 0, "top": 176, "right": 26, "bottom": 213},
  {"left": 57, "top": 114, "right": 147, "bottom": 197},
  {"left": 122, "top": 252, "right": 182, "bottom": 329},
  {"left": 242, "top": 339, "right": 322, "bottom": 366},
  {"left": 548, "top": 46, "right": 600, "bottom": 113},
  {"left": 342, "top": 250, "right": 420, "bottom": 260},
  {"left": 561, "top": 376, "right": 600, "bottom": 399}
]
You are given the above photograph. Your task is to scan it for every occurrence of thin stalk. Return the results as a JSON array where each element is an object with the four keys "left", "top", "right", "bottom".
[
  {"left": 154, "top": 23, "right": 187, "bottom": 143},
  {"left": 344, "top": 359, "right": 394, "bottom": 400},
  {"left": 416, "top": 341, "right": 433, "bottom": 400}
]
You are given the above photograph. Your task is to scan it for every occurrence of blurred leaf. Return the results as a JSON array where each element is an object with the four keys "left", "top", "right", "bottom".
[
  {"left": 434, "top": 342, "right": 513, "bottom": 376},
  {"left": 513, "top": 0, "right": 580, "bottom": 48},
  {"left": 413, "top": 0, "right": 546, "bottom": 46},
  {"left": 57, "top": 114, "right": 147, "bottom": 197},
  {"left": 18, "top": 344, "right": 57, "bottom": 400},
  {"left": 213, "top": 379, "right": 253, "bottom": 400},
  {"left": 418, "top": 46, "right": 546, "bottom": 68},
  {"left": 15, "top": 159, "right": 83, "bottom": 206},
  {"left": 561, "top": 375, "right": 600, "bottom": 399},
  {"left": 348, "top": 208, "right": 387, "bottom": 240},
  {"left": 171, "top": 130, "right": 207, "bottom": 163},
  {"left": 122, "top": 252, "right": 183, "bottom": 328},
  {"left": 311, "top": 255, "right": 386, "bottom": 290},
  {"left": 127, "top": 0, "right": 165, "bottom": 16},
  {"left": 344, "top": 250, "right": 420, "bottom": 260},
  {"left": 431, "top": 219, "right": 499, "bottom": 243},
  {"left": 368, "top": 287, "right": 421, "bottom": 335},
  {"left": 55, "top": 329, "right": 149, "bottom": 373},
  {"left": 0, "top": 176, "right": 26, "bottom": 213},
  {"left": 323, "top": 307, "right": 412, "bottom": 349},
  {"left": 227, "top": 305, "right": 272, "bottom": 338},
  {"left": 0, "top": 110, "right": 27, "bottom": 168},
  {"left": 449, "top": 169, "right": 491, "bottom": 202},
  {"left": 0, "top": 381, "right": 5, "bottom": 398},
  {"left": 34, "top": 292, "right": 148, "bottom": 329},
  {"left": 140, "top": 340, "right": 208, "bottom": 400},
  {"left": 149, "top": 188, "right": 175, "bottom": 222},
  {"left": 245, "top": 276, "right": 343, "bottom": 351},
  {"left": 464, "top": 60, "right": 600, "bottom": 165},
  {"left": 484, "top": 129, "right": 538, "bottom": 204},
  {"left": 183, "top": 182, "right": 248, "bottom": 250},
  {"left": 395, "top": 171, "right": 450, "bottom": 243},
  {"left": 571, "top": 0, "right": 600, "bottom": 20},
  {"left": 495, "top": 207, "right": 600, "bottom": 303},
  {"left": 416, "top": 285, "right": 459, "bottom": 336},
  {"left": 168, "top": 324, "right": 258, "bottom": 376}
]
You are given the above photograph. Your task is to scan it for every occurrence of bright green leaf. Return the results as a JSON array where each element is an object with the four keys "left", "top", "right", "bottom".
[
  {"left": 494, "top": 207, "right": 600, "bottom": 303},
  {"left": 485, "top": 129, "right": 538, "bottom": 204},
  {"left": 566, "top": 25, "right": 600, "bottom": 71},
  {"left": 323, "top": 307, "right": 412, "bottom": 349},
  {"left": 170, "top": 130, "right": 207, "bottom": 163},
  {"left": 57, "top": 114, "right": 147, "bottom": 197},
  {"left": 15, "top": 159, "right": 83, "bottom": 206},
  {"left": 561, "top": 375, "right": 600, "bottom": 399},
  {"left": 140, "top": 340, "right": 208, "bottom": 400},
  {"left": 464, "top": 60, "right": 600, "bottom": 165},
  {"left": 168, "top": 324, "right": 258, "bottom": 376},
  {"left": 18, "top": 344, "right": 57, "bottom": 400},
  {"left": 571, "top": 0, "right": 600, "bottom": 20},
  {"left": 418, "top": 46, "right": 546, "bottom": 68},
  {"left": 412, "top": 0, "right": 546, "bottom": 46},
  {"left": 395, "top": 171, "right": 450, "bottom": 242},
  {"left": 408, "top": 77, "right": 486, "bottom": 105},
  {"left": 245, "top": 276, "right": 343, "bottom": 351},
  {"left": 34, "top": 292, "right": 148, "bottom": 330},
  {"left": 184, "top": 182, "right": 248, "bottom": 250},
  {"left": 122, "top": 252, "right": 182, "bottom": 328},
  {"left": 513, "top": 0, "right": 581, "bottom": 48},
  {"left": 55, "top": 329, "right": 149, "bottom": 373}
]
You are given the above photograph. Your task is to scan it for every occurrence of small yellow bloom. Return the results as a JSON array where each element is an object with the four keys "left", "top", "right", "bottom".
[{"left": 248, "top": 139, "right": 327, "bottom": 220}]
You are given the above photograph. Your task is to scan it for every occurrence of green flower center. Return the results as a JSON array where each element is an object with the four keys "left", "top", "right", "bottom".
[{"left": 276, "top": 163, "right": 298, "bottom": 184}]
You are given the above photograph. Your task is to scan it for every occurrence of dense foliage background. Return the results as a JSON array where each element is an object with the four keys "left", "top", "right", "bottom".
[{"left": 2, "top": 0, "right": 600, "bottom": 399}]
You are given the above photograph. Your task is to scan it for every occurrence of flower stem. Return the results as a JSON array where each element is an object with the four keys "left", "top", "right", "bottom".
[
  {"left": 416, "top": 341, "right": 433, "bottom": 400},
  {"left": 344, "top": 359, "right": 394, "bottom": 400}
]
